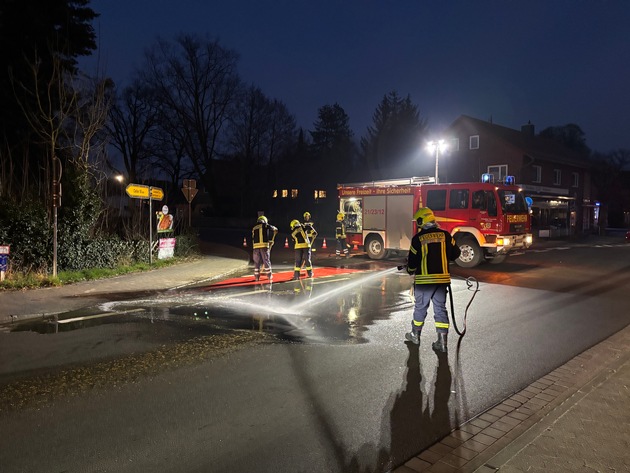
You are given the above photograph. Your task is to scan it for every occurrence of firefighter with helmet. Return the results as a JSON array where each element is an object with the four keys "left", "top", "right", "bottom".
[
  {"left": 404, "top": 207, "right": 461, "bottom": 352},
  {"left": 252, "top": 215, "right": 278, "bottom": 281},
  {"left": 290, "top": 219, "right": 313, "bottom": 280},
  {"left": 302, "top": 212, "right": 318, "bottom": 251},
  {"left": 335, "top": 212, "right": 349, "bottom": 258}
]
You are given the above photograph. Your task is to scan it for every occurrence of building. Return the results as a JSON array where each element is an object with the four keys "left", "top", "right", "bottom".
[{"left": 442, "top": 115, "right": 596, "bottom": 237}]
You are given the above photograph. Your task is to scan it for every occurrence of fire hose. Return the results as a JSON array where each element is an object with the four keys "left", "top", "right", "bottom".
[{"left": 398, "top": 265, "right": 480, "bottom": 338}]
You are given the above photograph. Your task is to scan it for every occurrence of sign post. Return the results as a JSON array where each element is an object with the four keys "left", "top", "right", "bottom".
[
  {"left": 126, "top": 183, "right": 164, "bottom": 264},
  {"left": 181, "top": 179, "right": 198, "bottom": 227}
]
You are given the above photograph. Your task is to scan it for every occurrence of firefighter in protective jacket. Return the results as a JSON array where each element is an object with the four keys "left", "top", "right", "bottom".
[
  {"left": 302, "top": 212, "right": 318, "bottom": 250},
  {"left": 290, "top": 219, "right": 312, "bottom": 280},
  {"left": 252, "top": 215, "right": 278, "bottom": 281},
  {"left": 335, "top": 212, "right": 349, "bottom": 257},
  {"left": 404, "top": 207, "right": 461, "bottom": 352}
]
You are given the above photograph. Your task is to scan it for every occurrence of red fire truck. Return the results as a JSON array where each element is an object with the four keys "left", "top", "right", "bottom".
[{"left": 337, "top": 176, "right": 533, "bottom": 267}]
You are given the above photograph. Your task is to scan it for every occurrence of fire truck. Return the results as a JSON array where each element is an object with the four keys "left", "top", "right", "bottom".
[{"left": 337, "top": 175, "right": 533, "bottom": 267}]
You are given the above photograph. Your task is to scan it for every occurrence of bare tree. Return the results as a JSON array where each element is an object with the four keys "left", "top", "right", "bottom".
[
  {"left": 140, "top": 34, "right": 241, "bottom": 212},
  {"left": 106, "top": 79, "right": 158, "bottom": 184}
]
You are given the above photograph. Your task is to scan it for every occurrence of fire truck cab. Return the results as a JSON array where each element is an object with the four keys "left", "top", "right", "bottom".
[{"left": 338, "top": 176, "right": 533, "bottom": 267}]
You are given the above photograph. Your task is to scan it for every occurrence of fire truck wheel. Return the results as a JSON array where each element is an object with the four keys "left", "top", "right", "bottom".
[
  {"left": 456, "top": 237, "right": 483, "bottom": 268},
  {"left": 365, "top": 235, "right": 387, "bottom": 260}
]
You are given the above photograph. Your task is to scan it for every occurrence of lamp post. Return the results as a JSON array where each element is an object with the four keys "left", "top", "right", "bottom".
[{"left": 427, "top": 139, "right": 448, "bottom": 183}]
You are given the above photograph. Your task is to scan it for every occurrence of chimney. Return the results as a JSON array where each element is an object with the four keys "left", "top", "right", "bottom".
[{"left": 521, "top": 121, "right": 535, "bottom": 136}]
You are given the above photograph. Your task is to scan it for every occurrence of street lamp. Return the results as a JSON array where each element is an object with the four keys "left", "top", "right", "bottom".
[{"left": 426, "top": 139, "right": 448, "bottom": 183}]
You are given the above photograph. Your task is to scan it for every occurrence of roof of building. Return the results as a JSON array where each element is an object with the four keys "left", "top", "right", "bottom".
[{"left": 449, "top": 115, "right": 593, "bottom": 168}]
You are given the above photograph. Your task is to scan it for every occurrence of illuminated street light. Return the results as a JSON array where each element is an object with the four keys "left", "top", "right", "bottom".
[
  {"left": 115, "top": 174, "right": 124, "bottom": 183},
  {"left": 426, "top": 139, "right": 448, "bottom": 183}
]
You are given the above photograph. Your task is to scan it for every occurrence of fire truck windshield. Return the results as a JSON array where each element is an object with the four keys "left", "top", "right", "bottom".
[{"left": 498, "top": 190, "right": 528, "bottom": 213}]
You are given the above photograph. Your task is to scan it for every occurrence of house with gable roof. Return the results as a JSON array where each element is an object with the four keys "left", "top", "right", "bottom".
[{"left": 440, "top": 115, "right": 597, "bottom": 237}]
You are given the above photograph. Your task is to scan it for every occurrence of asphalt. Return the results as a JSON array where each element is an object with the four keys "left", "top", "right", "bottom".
[{"left": 1, "top": 235, "right": 629, "bottom": 473}]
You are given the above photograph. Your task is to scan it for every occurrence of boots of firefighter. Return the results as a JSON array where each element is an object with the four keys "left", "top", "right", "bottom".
[
  {"left": 405, "top": 330, "right": 420, "bottom": 345},
  {"left": 292, "top": 270, "right": 300, "bottom": 280},
  {"left": 432, "top": 332, "right": 448, "bottom": 353}
]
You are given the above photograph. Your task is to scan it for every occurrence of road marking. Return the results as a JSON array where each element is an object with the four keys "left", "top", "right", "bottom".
[{"left": 57, "top": 308, "right": 145, "bottom": 324}]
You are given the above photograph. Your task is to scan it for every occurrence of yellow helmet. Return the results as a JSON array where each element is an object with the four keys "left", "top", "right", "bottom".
[
  {"left": 290, "top": 219, "right": 301, "bottom": 229},
  {"left": 303, "top": 211, "right": 311, "bottom": 220},
  {"left": 257, "top": 215, "right": 268, "bottom": 224},
  {"left": 336, "top": 212, "right": 344, "bottom": 221},
  {"left": 413, "top": 207, "right": 436, "bottom": 225}
]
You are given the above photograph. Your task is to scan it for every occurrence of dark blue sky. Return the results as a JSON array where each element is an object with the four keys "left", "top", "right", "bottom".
[{"left": 81, "top": 0, "right": 630, "bottom": 153}]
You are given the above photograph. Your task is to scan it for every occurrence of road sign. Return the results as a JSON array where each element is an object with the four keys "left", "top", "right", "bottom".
[
  {"left": 183, "top": 179, "right": 196, "bottom": 189},
  {"left": 125, "top": 184, "right": 164, "bottom": 201},
  {"left": 150, "top": 187, "right": 164, "bottom": 201},
  {"left": 182, "top": 187, "right": 198, "bottom": 203},
  {"left": 126, "top": 184, "right": 149, "bottom": 198}
]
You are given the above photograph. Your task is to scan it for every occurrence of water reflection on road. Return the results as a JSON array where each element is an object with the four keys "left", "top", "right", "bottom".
[{"left": 11, "top": 266, "right": 414, "bottom": 345}]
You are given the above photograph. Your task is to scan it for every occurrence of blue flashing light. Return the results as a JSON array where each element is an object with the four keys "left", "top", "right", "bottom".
[{"left": 505, "top": 175, "right": 515, "bottom": 185}]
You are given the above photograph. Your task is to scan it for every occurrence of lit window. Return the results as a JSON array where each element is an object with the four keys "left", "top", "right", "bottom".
[
  {"left": 291, "top": 189, "right": 298, "bottom": 199},
  {"left": 572, "top": 172, "right": 579, "bottom": 187},
  {"left": 317, "top": 190, "right": 326, "bottom": 199},
  {"left": 470, "top": 135, "right": 479, "bottom": 149},
  {"left": 553, "top": 169, "right": 561, "bottom": 185},
  {"left": 272, "top": 190, "right": 278, "bottom": 198},
  {"left": 282, "top": 189, "right": 288, "bottom": 198},
  {"left": 532, "top": 165, "right": 541, "bottom": 183}
]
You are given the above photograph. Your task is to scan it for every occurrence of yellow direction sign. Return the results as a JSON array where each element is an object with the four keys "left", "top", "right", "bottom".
[
  {"left": 150, "top": 187, "right": 164, "bottom": 201},
  {"left": 126, "top": 184, "right": 149, "bottom": 198},
  {"left": 126, "top": 184, "right": 164, "bottom": 201}
]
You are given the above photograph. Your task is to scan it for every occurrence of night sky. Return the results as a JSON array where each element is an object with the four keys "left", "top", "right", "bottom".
[{"left": 81, "top": 0, "right": 630, "bottom": 153}]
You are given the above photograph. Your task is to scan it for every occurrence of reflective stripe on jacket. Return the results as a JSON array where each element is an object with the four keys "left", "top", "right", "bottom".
[
  {"left": 291, "top": 225, "right": 311, "bottom": 249},
  {"left": 252, "top": 223, "right": 278, "bottom": 249},
  {"left": 335, "top": 221, "right": 346, "bottom": 239},
  {"left": 406, "top": 226, "right": 460, "bottom": 285}
]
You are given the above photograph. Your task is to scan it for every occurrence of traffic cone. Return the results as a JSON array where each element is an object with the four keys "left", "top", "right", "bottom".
[
  {"left": 353, "top": 243, "right": 358, "bottom": 250},
  {"left": 284, "top": 237, "right": 289, "bottom": 248},
  {"left": 243, "top": 237, "right": 247, "bottom": 247},
  {"left": 322, "top": 238, "right": 327, "bottom": 249}
]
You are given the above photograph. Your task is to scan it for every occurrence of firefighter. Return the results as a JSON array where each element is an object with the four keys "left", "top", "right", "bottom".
[
  {"left": 404, "top": 207, "right": 461, "bottom": 352},
  {"left": 252, "top": 215, "right": 278, "bottom": 281},
  {"left": 290, "top": 219, "right": 312, "bottom": 280},
  {"left": 335, "top": 212, "right": 349, "bottom": 258},
  {"left": 302, "top": 211, "right": 318, "bottom": 251}
]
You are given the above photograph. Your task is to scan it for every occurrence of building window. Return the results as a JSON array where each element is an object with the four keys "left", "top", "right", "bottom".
[
  {"left": 314, "top": 189, "right": 326, "bottom": 199},
  {"left": 532, "top": 165, "right": 541, "bottom": 183},
  {"left": 553, "top": 169, "right": 562, "bottom": 185},
  {"left": 291, "top": 189, "right": 298, "bottom": 199},
  {"left": 272, "top": 190, "right": 278, "bottom": 198},
  {"left": 487, "top": 164, "right": 507, "bottom": 182},
  {"left": 469, "top": 135, "right": 479, "bottom": 149},
  {"left": 572, "top": 172, "right": 579, "bottom": 187},
  {"left": 281, "top": 189, "right": 288, "bottom": 198},
  {"left": 451, "top": 138, "right": 459, "bottom": 151}
]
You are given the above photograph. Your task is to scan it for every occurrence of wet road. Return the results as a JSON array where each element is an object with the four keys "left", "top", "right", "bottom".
[{"left": 0, "top": 242, "right": 629, "bottom": 472}]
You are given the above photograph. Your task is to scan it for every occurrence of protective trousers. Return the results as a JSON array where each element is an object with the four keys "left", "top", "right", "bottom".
[
  {"left": 253, "top": 248, "right": 272, "bottom": 280},
  {"left": 411, "top": 284, "right": 449, "bottom": 334}
]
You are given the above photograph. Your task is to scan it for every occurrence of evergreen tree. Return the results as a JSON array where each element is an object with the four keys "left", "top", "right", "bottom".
[{"left": 360, "top": 91, "right": 429, "bottom": 180}]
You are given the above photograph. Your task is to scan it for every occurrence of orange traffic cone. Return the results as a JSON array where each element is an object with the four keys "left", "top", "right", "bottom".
[
  {"left": 243, "top": 237, "right": 247, "bottom": 247},
  {"left": 284, "top": 237, "right": 289, "bottom": 248},
  {"left": 322, "top": 238, "right": 327, "bottom": 249},
  {"left": 353, "top": 243, "right": 358, "bottom": 250}
]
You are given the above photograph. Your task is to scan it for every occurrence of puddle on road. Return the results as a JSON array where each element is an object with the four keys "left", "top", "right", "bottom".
[{"left": 8, "top": 269, "right": 413, "bottom": 344}]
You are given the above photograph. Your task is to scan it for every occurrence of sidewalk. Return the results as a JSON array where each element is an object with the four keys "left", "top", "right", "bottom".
[{"left": 1, "top": 237, "right": 629, "bottom": 473}]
